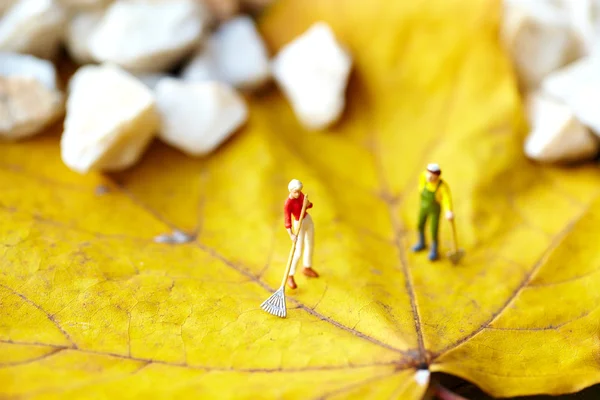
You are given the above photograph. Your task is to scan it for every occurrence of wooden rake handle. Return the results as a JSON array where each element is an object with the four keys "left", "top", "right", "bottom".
[
  {"left": 279, "top": 194, "right": 310, "bottom": 289},
  {"left": 450, "top": 217, "right": 459, "bottom": 252}
]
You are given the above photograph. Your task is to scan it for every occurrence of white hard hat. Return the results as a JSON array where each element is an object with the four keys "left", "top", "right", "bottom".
[
  {"left": 288, "top": 179, "right": 303, "bottom": 192},
  {"left": 426, "top": 163, "right": 441, "bottom": 174}
]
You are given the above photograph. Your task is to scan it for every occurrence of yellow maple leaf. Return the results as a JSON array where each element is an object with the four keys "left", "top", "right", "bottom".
[{"left": 1, "top": 0, "right": 600, "bottom": 398}]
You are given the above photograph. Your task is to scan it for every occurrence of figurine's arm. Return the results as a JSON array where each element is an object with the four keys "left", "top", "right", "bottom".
[
  {"left": 286, "top": 227, "right": 296, "bottom": 241},
  {"left": 439, "top": 183, "right": 454, "bottom": 220},
  {"left": 284, "top": 200, "right": 296, "bottom": 241},
  {"left": 418, "top": 172, "right": 426, "bottom": 193}
]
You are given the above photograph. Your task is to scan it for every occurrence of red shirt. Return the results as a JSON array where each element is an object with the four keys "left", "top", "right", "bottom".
[{"left": 284, "top": 192, "right": 313, "bottom": 229}]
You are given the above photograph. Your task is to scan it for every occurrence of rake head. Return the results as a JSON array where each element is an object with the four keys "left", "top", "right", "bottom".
[
  {"left": 447, "top": 248, "right": 465, "bottom": 265},
  {"left": 261, "top": 287, "right": 287, "bottom": 318}
]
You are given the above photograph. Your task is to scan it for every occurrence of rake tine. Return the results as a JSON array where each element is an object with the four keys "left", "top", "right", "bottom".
[{"left": 260, "top": 288, "right": 287, "bottom": 318}]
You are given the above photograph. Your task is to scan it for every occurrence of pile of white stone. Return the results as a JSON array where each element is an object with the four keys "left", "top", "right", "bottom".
[
  {"left": 0, "top": 0, "right": 353, "bottom": 173},
  {"left": 502, "top": 0, "right": 600, "bottom": 164}
]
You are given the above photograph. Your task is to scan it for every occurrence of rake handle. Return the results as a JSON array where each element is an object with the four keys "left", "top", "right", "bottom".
[
  {"left": 279, "top": 194, "right": 310, "bottom": 289},
  {"left": 449, "top": 217, "right": 459, "bottom": 253}
]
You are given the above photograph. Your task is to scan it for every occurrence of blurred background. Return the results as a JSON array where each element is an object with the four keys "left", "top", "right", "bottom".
[{"left": 1, "top": 0, "right": 600, "bottom": 399}]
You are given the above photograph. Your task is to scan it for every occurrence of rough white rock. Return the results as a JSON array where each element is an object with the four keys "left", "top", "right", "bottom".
[
  {"left": 64, "top": 10, "right": 103, "bottom": 64},
  {"left": 61, "top": 64, "right": 160, "bottom": 173},
  {"left": 560, "top": 0, "right": 600, "bottom": 56},
  {"left": 182, "top": 16, "right": 270, "bottom": 89},
  {"left": 524, "top": 93, "right": 599, "bottom": 163},
  {"left": 0, "top": 52, "right": 58, "bottom": 90},
  {"left": 271, "top": 21, "right": 352, "bottom": 130},
  {"left": 200, "top": 0, "right": 237, "bottom": 21},
  {"left": 414, "top": 369, "right": 430, "bottom": 386},
  {"left": 542, "top": 55, "right": 600, "bottom": 135},
  {"left": 0, "top": 77, "right": 64, "bottom": 140},
  {"left": 0, "top": 0, "right": 18, "bottom": 16},
  {"left": 0, "top": 0, "right": 67, "bottom": 59},
  {"left": 155, "top": 78, "right": 247, "bottom": 156},
  {"left": 89, "top": 0, "right": 205, "bottom": 73},
  {"left": 181, "top": 44, "right": 214, "bottom": 82},
  {"left": 0, "top": 52, "right": 63, "bottom": 139},
  {"left": 501, "top": 0, "right": 579, "bottom": 89},
  {"left": 57, "top": 0, "right": 112, "bottom": 11},
  {"left": 134, "top": 73, "right": 169, "bottom": 90}
]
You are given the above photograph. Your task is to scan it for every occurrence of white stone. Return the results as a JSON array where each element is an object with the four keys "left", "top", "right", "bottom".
[
  {"left": 0, "top": 52, "right": 58, "bottom": 90},
  {"left": 182, "top": 16, "right": 270, "bottom": 89},
  {"left": 57, "top": 0, "right": 112, "bottom": 11},
  {"left": 134, "top": 73, "right": 169, "bottom": 90},
  {"left": 271, "top": 21, "right": 352, "bottom": 130},
  {"left": 64, "top": 10, "right": 103, "bottom": 64},
  {"left": 61, "top": 64, "right": 160, "bottom": 173},
  {"left": 199, "top": 0, "right": 238, "bottom": 21},
  {"left": 89, "top": 0, "right": 205, "bottom": 73},
  {"left": 524, "top": 93, "right": 599, "bottom": 163},
  {"left": 0, "top": 52, "right": 63, "bottom": 139},
  {"left": 0, "top": 77, "right": 64, "bottom": 140},
  {"left": 0, "top": 0, "right": 67, "bottom": 59},
  {"left": 560, "top": 0, "right": 600, "bottom": 56},
  {"left": 501, "top": 0, "right": 579, "bottom": 89},
  {"left": 414, "top": 369, "right": 430, "bottom": 386},
  {"left": 0, "top": 0, "right": 18, "bottom": 16},
  {"left": 542, "top": 55, "right": 600, "bottom": 135},
  {"left": 155, "top": 78, "right": 247, "bottom": 156},
  {"left": 181, "top": 46, "right": 214, "bottom": 83}
]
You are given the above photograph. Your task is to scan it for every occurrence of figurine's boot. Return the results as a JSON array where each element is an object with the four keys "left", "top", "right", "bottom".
[
  {"left": 412, "top": 232, "right": 426, "bottom": 252},
  {"left": 303, "top": 267, "right": 319, "bottom": 278},
  {"left": 428, "top": 241, "right": 439, "bottom": 261},
  {"left": 287, "top": 276, "right": 297, "bottom": 289}
]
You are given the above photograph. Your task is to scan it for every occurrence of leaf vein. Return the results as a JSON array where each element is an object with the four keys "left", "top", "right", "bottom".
[
  {"left": 432, "top": 211, "right": 584, "bottom": 360},
  {"left": 0, "top": 339, "right": 399, "bottom": 373},
  {"left": 0, "top": 284, "right": 77, "bottom": 348}
]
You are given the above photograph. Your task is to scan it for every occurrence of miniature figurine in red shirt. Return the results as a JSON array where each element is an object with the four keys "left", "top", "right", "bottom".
[{"left": 284, "top": 179, "right": 319, "bottom": 289}]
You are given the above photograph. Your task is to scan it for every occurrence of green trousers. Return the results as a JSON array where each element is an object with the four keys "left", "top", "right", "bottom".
[{"left": 418, "top": 182, "right": 442, "bottom": 243}]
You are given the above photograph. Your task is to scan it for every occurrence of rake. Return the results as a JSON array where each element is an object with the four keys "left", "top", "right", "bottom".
[
  {"left": 261, "top": 194, "right": 309, "bottom": 318},
  {"left": 447, "top": 218, "right": 465, "bottom": 265}
]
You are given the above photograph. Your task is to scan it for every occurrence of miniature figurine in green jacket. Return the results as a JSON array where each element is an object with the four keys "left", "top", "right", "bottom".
[{"left": 412, "top": 163, "right": 454, "bottom": 261}]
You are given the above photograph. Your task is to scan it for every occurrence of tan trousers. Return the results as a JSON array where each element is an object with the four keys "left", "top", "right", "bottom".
[{"left": 290, "top": 213, "right": 314, "bottom": 276}]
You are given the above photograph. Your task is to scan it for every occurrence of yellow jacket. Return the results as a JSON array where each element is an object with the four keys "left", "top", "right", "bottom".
[{"left": 418, "top": 172, "right": 453, "bottom": 211}]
